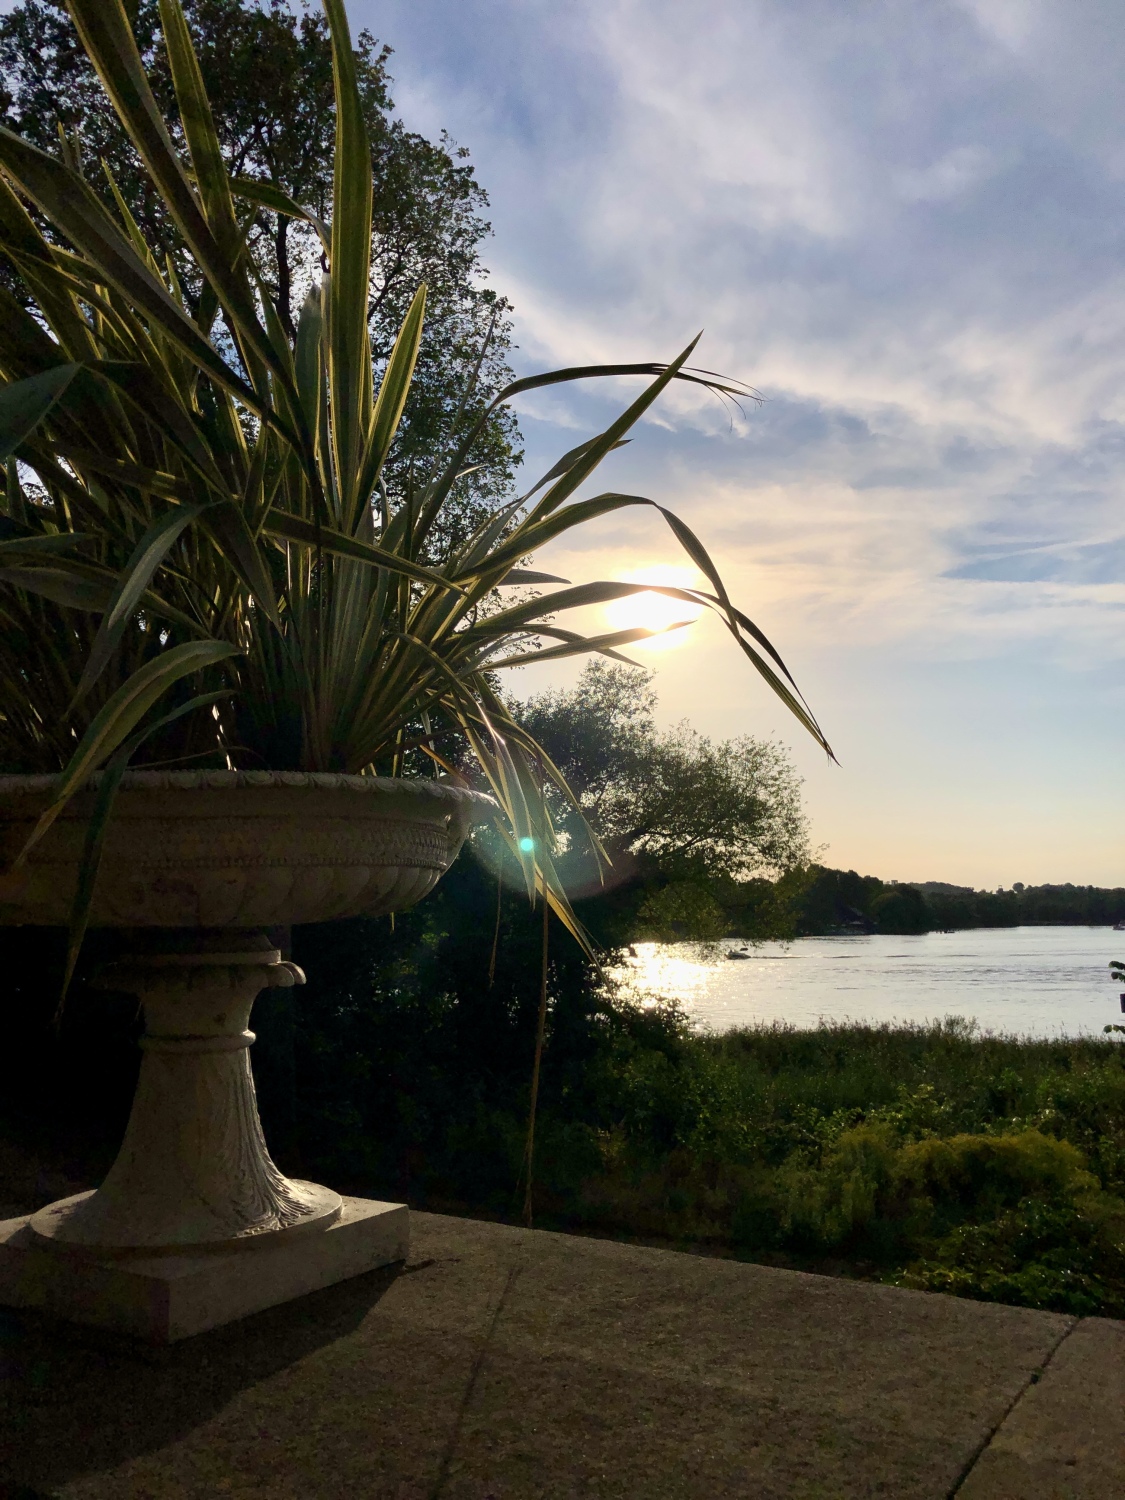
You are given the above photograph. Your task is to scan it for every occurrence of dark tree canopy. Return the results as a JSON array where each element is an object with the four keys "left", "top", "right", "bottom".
[
  {"left": 0, "top": 0, "right": 521, "bottom": 544},
  {"left": 519, "top": 660, "right": 810, "bottom": 884}
]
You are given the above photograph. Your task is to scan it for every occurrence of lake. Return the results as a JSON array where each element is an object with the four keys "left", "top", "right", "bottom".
[{"left": 610, "top": 926, "right": 1124, "bottom": 1039}]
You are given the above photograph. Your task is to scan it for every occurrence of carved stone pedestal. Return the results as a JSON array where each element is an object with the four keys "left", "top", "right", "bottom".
[
  {"left": 0, "top": 771, "right": 494, "bottom": 1337},
  {"left": 1, "top": 933, "right": 409, "bottom": 1339},
  {"left": 32, "top": 933, "right": 339, "bottom": 1254}
]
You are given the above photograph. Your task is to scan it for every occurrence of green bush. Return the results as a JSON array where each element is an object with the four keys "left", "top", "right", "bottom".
[
  {"left": 892, "top": 1193, "right": 1125, "bottom": 1317},
  {"left": 775, "top": 1124, "right": 900, "bottom": 1250},
  {"left": 894, "top": 1130, "right": 1097, "bottom": 1230}
]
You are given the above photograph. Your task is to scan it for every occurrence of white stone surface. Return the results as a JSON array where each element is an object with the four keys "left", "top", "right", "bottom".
[
  {"left": 0, "top": 771, "right": 493, "bottom": 927},
  {"left": 0, "top": 1196, "right": 408, "bottom": 1342},
  {"left": 0, "top": 774, "right": 487, "bottom": 1333},
  {"left": 29, "top": 941, "right": 340, "bottom": 1253}
]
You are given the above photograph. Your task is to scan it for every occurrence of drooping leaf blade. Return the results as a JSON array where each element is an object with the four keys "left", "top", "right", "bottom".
[
  {"left": 0, "top": 364, "right": 84, "bottom": 462},
  {"left": 72, "top": 502, "right": 209, "bottom": 704},
  {"left": 230, "top": 176, "right": 330, "bottom": 255},
  {"left": 15, "top": 638, "right": 242, "bottom": 863}
]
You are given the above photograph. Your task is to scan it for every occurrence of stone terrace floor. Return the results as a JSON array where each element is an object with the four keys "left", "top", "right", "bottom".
[{"left": 1, "top": 1206, "right": 1122, "bottom": 1498}]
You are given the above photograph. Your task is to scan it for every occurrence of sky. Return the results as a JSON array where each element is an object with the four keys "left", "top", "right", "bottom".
[{"left": 345, "top": 0, "right": 1125, "bottom": 889}]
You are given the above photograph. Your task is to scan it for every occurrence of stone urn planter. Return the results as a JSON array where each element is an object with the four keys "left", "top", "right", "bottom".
[{"left": 0, "top": 770, "right": 493, "bottom": 1339}]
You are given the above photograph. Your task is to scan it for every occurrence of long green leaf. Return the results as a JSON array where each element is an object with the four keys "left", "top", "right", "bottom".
[
  {"left": 15, "top": 639, "right": 242, "bottom": 864},
  {"left": 230, "top": 176, "right": 330, "bottom": 255},
  {"left": 73, "top": 502, "right": 209, "bottom": 704},
  {"left": 498, "top": 569, "right": 570, "bottom": 586},
  {"left": 263, "top": 509, "right": 464, "bottom": 592},
  {"left": 322, "top": 0, "right": 374, "bottom": 505},
  {"left": 0, "top": 364, "right": 83, "bottom": 461},
  {"left": 487, "top": 622, "right": 690, "bottom": 670},
  {"left": 157, "top": 0, "right": 242, "bottom": 260},
  {"left": 0, "top": 566, "right": 113, "bottom": 611},
  {"left": 351, "top": 284, "right": 426, "bottom": 525},
  {"left": 0, "top": 532, "right": 90, "bottom": 558},
  {"left": 463, "top": 580, "right": 703, "bottom": 638},
  {"left": 294, "top": 284, "right": 324, "bottom": 434}
]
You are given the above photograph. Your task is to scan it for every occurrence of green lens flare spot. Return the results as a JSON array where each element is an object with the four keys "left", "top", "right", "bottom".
[{"left": 518, "top": 837, "right": 535, "bottom": 852}]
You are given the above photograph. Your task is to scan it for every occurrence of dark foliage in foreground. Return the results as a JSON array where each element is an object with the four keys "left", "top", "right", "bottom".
[{"left": 3, "top": 851, "right": 1123, "bottom": 1318}]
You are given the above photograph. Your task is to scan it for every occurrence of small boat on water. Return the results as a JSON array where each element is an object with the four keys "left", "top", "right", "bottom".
[{"left": 726, "top": 946, "right": 752, "bottom": 960}]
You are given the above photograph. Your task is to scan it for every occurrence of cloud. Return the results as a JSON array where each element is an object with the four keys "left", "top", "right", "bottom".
[
  {"left": 359, "top": 0, "right": 1125, "bottom": 880},
  {"left": 894, "top": 145, "right": 1004, "bottom": 204}
]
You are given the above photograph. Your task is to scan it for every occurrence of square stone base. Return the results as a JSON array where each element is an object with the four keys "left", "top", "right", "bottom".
[{"left": 0, "top": 1196, "right": 408, "bottom": 1343}]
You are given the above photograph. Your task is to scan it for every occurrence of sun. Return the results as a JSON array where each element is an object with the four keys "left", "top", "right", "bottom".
[{"left": 603, "top": 564, "right": 704, "bottom": 651}]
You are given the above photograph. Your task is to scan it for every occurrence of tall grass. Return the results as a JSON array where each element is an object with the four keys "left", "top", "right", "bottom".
[{"left": 546, "top": 1018, "right": 1125, "bottom": 1316}]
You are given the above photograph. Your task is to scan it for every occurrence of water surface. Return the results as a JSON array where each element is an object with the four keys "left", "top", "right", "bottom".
[{"left": 611, "top": 926, "right": 1124, "bottom": 1039}]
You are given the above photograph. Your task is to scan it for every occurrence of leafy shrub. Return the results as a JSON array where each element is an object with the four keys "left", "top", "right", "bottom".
[
  {"left": 893, "top": 1130, "right": 1099, "bottom": 1232},
  {"left": 892, "top": 1194, "right": 1125, "bottom": 1317},
  {"left": 774, "top": 1124, "right": 900, "bottom": 1251}
]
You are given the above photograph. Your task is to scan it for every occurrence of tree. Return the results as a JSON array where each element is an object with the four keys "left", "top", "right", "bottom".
[
  {"left": 518, "top": 660, "right": 810, "bottom": 905},
  {"left": 870, "top": 885, "right": 930, "bottom": 935},
  {"left": 0, "top": 0, "right": 520, "bottom": 546}
]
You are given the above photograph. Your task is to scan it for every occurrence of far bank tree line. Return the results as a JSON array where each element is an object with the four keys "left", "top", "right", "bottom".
[{"left": 787, "top": 869, "right": 1125, "bottom": 938}]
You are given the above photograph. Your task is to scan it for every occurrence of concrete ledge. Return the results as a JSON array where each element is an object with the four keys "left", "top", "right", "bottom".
[{"left": 0, "top": 1196, "right": 407, "bottom": 1342}]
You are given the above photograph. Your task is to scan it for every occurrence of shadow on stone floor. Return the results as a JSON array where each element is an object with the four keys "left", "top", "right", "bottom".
[{"left": 0, "top": 1255, "right": 414, "bottom": 1494}]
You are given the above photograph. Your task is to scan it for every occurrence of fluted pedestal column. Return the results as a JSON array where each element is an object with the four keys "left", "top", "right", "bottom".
[
  {"left": 1, "top": 931, "right": 408, "bottom": 1340},
  {"left": 30, "top": 932, "right": 341, "bottom": 1254}
]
